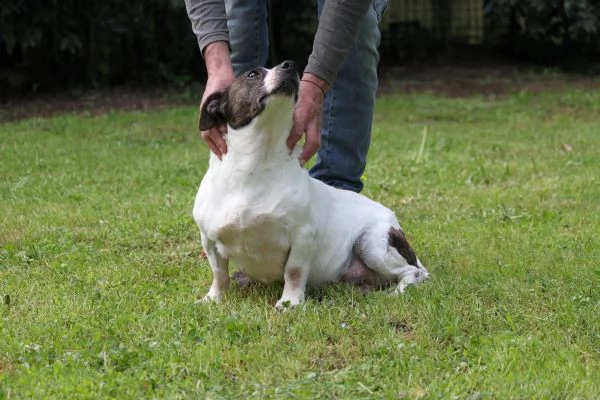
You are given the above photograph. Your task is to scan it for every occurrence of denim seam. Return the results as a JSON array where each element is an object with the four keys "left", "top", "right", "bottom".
[{"left": 322, "top": 88, "right": 335, "bottom": 178}]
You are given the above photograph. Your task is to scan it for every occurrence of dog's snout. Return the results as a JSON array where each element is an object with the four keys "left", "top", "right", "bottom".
[
  {"left": 262, "top": 60, "right": 299, "bottom": 99},
  {"left": 278, "top": 60, "right": 296, "bottom": 71}
]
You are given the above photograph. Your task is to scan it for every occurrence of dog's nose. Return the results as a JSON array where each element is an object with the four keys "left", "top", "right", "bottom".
[{"left": 278, "top": 60, "right": 296, "bottom": 71}]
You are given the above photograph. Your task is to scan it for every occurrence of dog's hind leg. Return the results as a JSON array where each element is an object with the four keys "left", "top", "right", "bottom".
[
  {"left": 197, "top": 233, "right": 230, "bottom": 303},
  {"left": 356, "top": 223, "right": 429, "bottom": 294}
]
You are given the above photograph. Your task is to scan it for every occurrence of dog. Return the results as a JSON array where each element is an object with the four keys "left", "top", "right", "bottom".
[{"left": 193, "top": 60, "right": 429, "bottom": 309}]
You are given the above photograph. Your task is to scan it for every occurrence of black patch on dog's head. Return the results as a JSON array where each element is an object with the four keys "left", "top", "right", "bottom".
[
  {"left": 198, "top": 61, "right": 299, "bottom": 131},
  {"left": 223, "top": 67, "right": 270, "bottom": 129},
  {"left": 388, "top": 227, "right": 418, "bottom": 267}
]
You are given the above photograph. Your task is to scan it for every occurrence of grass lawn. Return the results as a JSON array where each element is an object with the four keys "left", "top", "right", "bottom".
[{"left": 1, "top": 85, "right": 599, "bottom": 399}]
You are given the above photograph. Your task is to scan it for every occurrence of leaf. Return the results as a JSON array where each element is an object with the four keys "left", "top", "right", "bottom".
[
  {"left": 23, "top": 27, "right": 43, "bottom": 49},
  {"left": 59, "top": 34, "right": 83, "bottom": 54}
]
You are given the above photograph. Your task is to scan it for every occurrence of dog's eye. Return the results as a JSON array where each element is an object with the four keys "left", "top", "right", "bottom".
[{"left": 247, "top": 71, "right": 259, "bottom": 79}]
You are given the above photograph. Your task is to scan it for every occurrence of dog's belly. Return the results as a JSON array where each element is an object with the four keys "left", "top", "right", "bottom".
[{"left": 215, "top": 219, "right": 290, "bottom": 283}]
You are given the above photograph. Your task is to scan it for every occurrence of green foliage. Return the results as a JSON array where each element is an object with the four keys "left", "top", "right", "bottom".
[
  {"left": 1, "top": 81, "right": 600, "bottom": 397},
  {"left": 0, "top": 0, "right": 203, "bottom": 94},
  {"left": 486, "top": 0, "right": 600, "bottom": 67}
]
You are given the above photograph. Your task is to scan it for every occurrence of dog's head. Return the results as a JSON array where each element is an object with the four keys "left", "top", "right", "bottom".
[{"left": 199, "top": 61, "right": 299, "bottom": 132}]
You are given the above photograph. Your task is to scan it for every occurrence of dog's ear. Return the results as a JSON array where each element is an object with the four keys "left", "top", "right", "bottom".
[{"left": 199, "top": 92, "right": 227, "bottom": 131}]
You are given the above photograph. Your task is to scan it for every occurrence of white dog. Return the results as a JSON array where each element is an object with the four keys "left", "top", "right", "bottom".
[{"left": 193, "top": 61, "right": 429, "bottom": 309}]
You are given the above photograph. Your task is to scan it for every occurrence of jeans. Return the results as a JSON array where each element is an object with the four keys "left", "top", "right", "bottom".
[{"left": 225, "top": 0, "right": 387, "bottom": 192}]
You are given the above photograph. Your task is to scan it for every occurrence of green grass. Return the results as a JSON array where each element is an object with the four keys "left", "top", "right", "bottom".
[{"left": 1, "top": 87, "right": 599, "bottom": 399}]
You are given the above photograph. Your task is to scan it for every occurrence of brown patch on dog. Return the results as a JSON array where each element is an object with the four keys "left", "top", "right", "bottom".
[
  {"left": 388, "top": 227, "right": 418, "bottom": 267},
  {"left": 285, "top": 267, "right": 302, "bottom": 290}
]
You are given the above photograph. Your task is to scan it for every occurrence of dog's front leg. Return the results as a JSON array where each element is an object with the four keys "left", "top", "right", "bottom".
[
  {"left": 275, "top": 226, "right": 314, "bottom": 310},
  {"left": 198, "top": 235, "right": 230, "bottom": 303}
]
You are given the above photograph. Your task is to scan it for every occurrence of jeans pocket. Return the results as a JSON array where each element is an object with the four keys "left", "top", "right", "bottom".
[{"left": 372, "top": 0, "right": 389, "bottom": 23}]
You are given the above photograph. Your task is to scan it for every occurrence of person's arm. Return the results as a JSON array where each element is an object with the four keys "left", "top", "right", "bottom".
[
  {"left": 184, "top": 0, "right": 229, "bottom": 55},
  {"left": 185, "top": 0, "right": 235, "bottom": 158},
  {"left": 288, "top": 0, "right": 373, "bottom": 164},
  {"left": 304, "top": 0, "right": 372, "bottom": 86}
]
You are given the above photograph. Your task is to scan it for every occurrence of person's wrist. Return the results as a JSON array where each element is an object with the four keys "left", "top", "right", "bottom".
[{"left": 301, "top": 73, "right": 330, "bottom": 95}]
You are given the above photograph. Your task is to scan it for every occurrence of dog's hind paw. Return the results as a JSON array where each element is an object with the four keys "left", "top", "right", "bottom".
[{"left": 392, "top": 268, "right": 430, "bottom": 295}]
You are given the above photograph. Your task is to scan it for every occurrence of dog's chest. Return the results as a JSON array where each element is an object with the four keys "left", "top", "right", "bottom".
[
  {"left": 196, "top": 188, "right": 296, "bottom": 280},
  {"left": 213, "top": 204, "right": 289, "bottom": 249},
  {"left": 216, "top": 211, "right": 290, "bottom": 265},
  {"left": 197, "top": 159, "right": 306, "bottom": 239},
  {"left": 194, "top": 154, "right": 310, "bottom": 280}
]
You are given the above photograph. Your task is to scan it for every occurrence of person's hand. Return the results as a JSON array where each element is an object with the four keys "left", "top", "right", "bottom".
[
  {"left": 287, "top": 74, "right": 330, "bottom": 165},
  {"left": 200, "top": 72, "right": 234, "bottom": 158},
  {"left": 200, "top": 42, "right": 235, "bottom": 159}
]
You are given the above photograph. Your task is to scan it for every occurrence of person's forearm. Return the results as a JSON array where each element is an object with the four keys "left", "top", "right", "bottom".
[
  {"left": 204, "top": 42, "right": 232, "bottom": 75},
  {"left": 304, "top": 0, "right": 372, "bottom": 86},
  {"left": 184, "top": 0, "right": 229, "bottom": 55}
]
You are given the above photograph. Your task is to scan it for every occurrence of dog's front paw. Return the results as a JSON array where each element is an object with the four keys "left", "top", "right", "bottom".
[
  {"left": 196, "top": 292, "right": 222, "bottom": 304},
  {"left": 274, "top": 297, "right": 303, "bottom": 311}
]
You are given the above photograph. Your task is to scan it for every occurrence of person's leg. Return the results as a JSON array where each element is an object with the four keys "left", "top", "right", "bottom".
[
  {"left": 310, "top": 0, "right": 388, "bottom": 192},
  {"left": 224, "top": 0, "right": 269, "bottom": 76}
]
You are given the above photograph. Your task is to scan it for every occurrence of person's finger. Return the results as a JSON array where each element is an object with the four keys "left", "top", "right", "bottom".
[
  {"left": 207, "top": 140, "right": 223, "bottom": 159},
  {"left": 201, "top": 130, "right": 223, "bottom": 159},
  {"left": 211, "top": 128, "right": 228, "bottom": 155},
  {"left": 300, "top": 124, "right": 321, "bottom": 163},
  {"left": 201, "top": 124, "right": 228, "bottom": 157},
  {"left": 287, "top": 123, "right": 304, "bottom": 152},
  {"left": 217, "top": 124, "right": 228, "bottom": 152}
]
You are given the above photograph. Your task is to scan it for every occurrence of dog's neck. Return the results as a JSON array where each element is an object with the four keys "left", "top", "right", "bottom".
[{"left": 217, "top": 97, "right": 295, "bottom": 168}]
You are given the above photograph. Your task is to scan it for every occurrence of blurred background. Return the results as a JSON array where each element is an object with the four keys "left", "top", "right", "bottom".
[{"left": 1, "top": 0, "right": 599, "bottom": 100}]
